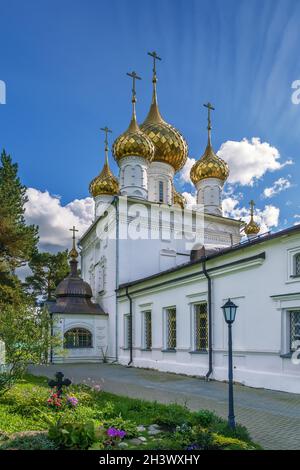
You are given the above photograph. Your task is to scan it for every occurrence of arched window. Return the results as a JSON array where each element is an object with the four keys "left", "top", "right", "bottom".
[
  {"left": 64, "top": 328, "right": 92, "bottom": 349},
  {"left": 159, "top": 181, "right": 164, "bottom": 202}
]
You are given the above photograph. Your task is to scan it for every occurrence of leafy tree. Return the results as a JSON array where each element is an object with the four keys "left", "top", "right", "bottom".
[
  {"left": 0, "top": 302, "right": 63, "bottom": 394},
  {"left": 25, "top": 250, "right": 70, "bottom": 301},
  {"left": 0, "top": 149, "right": 38, "bottom": 304}
]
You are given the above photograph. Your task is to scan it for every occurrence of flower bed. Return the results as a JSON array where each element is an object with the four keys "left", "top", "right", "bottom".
[{"left": 0, "top": 374, "right": 261, "bottom": 450}]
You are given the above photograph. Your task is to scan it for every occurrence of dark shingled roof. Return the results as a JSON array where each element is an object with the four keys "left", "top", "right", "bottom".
[{"left": 49, "top": 257, "right": 106, "bottom": 316}]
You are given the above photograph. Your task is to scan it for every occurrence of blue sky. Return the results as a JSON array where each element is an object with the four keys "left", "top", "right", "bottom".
[{"left": 1, "top": 0, "right": 300, "bottom": 247}]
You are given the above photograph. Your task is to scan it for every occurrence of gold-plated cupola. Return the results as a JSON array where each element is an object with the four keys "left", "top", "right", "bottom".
[
  {"left": 112, "top": 71, "right": 154, "bottom": 163},
  {"left": 190, "top": 102, "right": 229, "bottom": 185},
  {"left": 140, "top": 51, "right": 188, "bottom": 173},
  {"left": 89, "top": 127, "right": 119, "bottom": 197}
]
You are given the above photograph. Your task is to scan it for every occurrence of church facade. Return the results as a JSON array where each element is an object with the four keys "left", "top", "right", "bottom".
[{"left": 51, "top": 53, "right": 300, "bottom": 394}]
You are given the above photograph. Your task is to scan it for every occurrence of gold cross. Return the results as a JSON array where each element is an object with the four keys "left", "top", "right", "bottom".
[
  {"left": 147, "top": 51, "right": 162, "bottom": 75},
  {"left": 100, "top": 126, "right": 112, "bottom": 149},
  {"left": 69, "top": 225, "right": 78, "bottom": 246},
  {"left": 126, "top": 71, "right": 141, "bottom": 102},
  {"left": 249, "top": 200, "right": 255, "bottom": 217}
]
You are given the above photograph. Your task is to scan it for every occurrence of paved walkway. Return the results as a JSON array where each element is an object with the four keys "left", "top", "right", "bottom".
[{"left": 29, "top": 363, "right": 300, "bottom": 450}]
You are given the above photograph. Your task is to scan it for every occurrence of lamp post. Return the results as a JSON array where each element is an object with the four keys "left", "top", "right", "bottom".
[{"left": 221, "top": 298, "right": 238, "bottom": 429}]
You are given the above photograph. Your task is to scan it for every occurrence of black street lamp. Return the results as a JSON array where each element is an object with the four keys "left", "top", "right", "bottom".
[{"left": 221, "top": 298, "right": 238, "bottom": 429}]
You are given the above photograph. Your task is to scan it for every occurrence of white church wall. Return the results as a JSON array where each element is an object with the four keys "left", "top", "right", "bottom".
[
  {"left": 52, "top": 314, "right": 108, "bottom": 363},
  {"left": 118, "top": 233, "right": 300, "bottom": 393}
]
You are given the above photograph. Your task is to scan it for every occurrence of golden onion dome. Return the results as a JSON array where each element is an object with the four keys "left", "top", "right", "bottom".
[
  {"left": 173, "top": 185, "right": 185, "bottom": 209},
  {"left": 190, "top": 142, "right": 229, "bottom": 184},
  {"left": 190, "top": 102, "right": 229, "bottom": 185},
  {"left": 112, "top": 71, "right": 155, "bottom": 164},
  {"left": 140, "top": 75, "right": 188, "bottom": 173},
  {"left": 89, "top": 130, "right": 119, "bottom": 197},
  {"left": 112, "top": 113, "right": 154, "bottom": 163},
  {"left": 244, "top": 200, "right": 260, "bottom": 236}
]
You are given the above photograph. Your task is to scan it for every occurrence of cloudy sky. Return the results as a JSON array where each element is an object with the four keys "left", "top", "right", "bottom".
[{"left": 1, "top": 0, "right": 300, "bottom": 252}]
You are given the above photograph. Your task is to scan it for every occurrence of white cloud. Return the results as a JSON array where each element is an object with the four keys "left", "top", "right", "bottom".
[
  {"left": 222, "top": 196, "right": 280, "bottom": 234},
  {"left": 25, "top": 188, "right": 94, "bottom": 251},
  {"left": 179, "top": 157, "right": 196, "bottom": 185},
  {"left": 218, "top": 137, "right": 292, "bottom": 186},
  {"left": 182, "top": 191, "right": 197, "bottom": 207},
  {"left": 263, "top": 177, "right": 292, "bottom": 198},
  {"left": 294, "top": 215, "right": 300, "bottom": 226},
  {"left": 180, "top": 138, "right": 292, "bottom": 188}
]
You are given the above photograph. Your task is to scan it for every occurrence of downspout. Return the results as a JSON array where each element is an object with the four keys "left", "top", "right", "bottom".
[
  {"left": 125, "top": 287, "right": 133, "bottom": 366},
  {"left": 202, "top": 259, "right": 213, "bottom": 380},
  {"left": 50, "top": 311, "right": 53, "bottom": 364},
  {"left": 115, "top": 197, "right": 120, "bottom": 362}
]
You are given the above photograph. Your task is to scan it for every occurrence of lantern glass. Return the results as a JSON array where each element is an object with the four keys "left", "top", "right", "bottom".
[{"left": 222, "top": 299, "right": 238, "bottom": 324}]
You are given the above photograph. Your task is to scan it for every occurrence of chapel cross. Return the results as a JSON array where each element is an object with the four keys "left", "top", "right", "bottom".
[
  {"left": 147, "top": 50, "right": 162, "bottom": 76},
  {"left": 48, "top": 371, "right": 72, "bottom": 397},
  {"left": 126, "top": 71, "right": 141, "bottom": 102},
  {"left": 249, "top": 199, "right": 255, "bottom": 217},
  {"left": 69, "top": 225, "right": 78, "bottom": 245}
]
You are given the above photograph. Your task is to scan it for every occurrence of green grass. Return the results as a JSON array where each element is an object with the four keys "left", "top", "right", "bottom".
[{"left": 0, "top": 374, "right": 261, "bottom": 450}]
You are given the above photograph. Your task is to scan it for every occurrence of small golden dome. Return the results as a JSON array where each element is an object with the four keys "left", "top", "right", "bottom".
[
  {"left": 113, "top": 71, "right": 155, "bottom": 164},
  {"left": 244, "top": 200, "right": 260, "bottom": 236},
  {"left": 190, "top": 102, "right": 229, "bottom": 185},
  {"left": 90, "top": 128, "right": 119, "bottom": 197},
  {"left": 173, "top": 185, "right": 185, "bottom": 209},
  {"left": 140, "top": 78, "right": 188, "bottom": 173},
  {"left": 190, "top": 142, "right": 229, "bottom": 184},
  {"left": 112, "top": 115, "right": 154, "bottom": 163},
  {"left": 89, "top": 160, "right": 119, "bottom": 197}
]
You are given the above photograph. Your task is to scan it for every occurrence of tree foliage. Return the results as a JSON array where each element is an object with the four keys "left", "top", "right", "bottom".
[
  {"left": 0, "top": 303, "right": 62, "bottom": 394},
  {"left": 25, "top": 250, "right": 70, "bottom": 301},
  {"left": 0, "top": 149, "right": 38, "bottom": 304}
]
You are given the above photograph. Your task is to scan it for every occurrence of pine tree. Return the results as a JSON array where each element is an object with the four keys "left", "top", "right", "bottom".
[
  {"left": 25, "top": 250, "right": 70, "bottom": 301},
  {"left": 0, "top": 149, "right": 39, "bottom": 304}
]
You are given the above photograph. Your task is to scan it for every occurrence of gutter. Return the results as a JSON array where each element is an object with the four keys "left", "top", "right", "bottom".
[
  {"left": 125, "top": 286, "right": 133, "bottom": 366},
  {"left": 115, "top": 197, "right": 119, "bottom": 362},
  {"left": 202, "top": 260, "right": 213, "bottom": 380}
]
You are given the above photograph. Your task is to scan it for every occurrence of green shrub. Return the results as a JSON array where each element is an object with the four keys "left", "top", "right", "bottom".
[
  {"left": 193, "top": 409, "right": 219, "bottom": 427},
  {"left": 153, "top": 403, "right": 191, "bottom": 428},
  {"left": 212, "top": 433, "right": 256, "bottom": 450},
  {"left": 48, "top": 420, "right": 97, "bottom": 450},
  {"left": 0, "top": 432, "right": 58, "bottom": 450},
  {"left": 103, "top": 416, "right": 137, "bottom": 438}
]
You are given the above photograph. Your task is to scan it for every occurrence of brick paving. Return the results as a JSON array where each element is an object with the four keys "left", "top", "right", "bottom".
[{"left": 29, "top": 363, "right": 300, "bottom": 450}]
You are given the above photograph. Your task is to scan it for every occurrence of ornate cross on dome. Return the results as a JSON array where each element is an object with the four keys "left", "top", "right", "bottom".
[
  {"left": 203, "top": 102, "right": 215, "bottom": 144},
  {"left": 126, "top": 71, "right": 141, "bottom": 103},
  {"left": 148, "top": 51, "right": 162, "bottom": 79}
]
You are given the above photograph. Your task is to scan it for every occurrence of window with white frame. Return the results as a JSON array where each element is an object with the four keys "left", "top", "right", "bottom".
[
  {"left": 165, "top": 307, "right": 176, "bottom": 350},
  {"left": 142, "top": 311, "right": 152, "bottom": 350},
  {"left": 124, "top": 314, "right": 131, "bottom": 349},
  {"left": 290, "top": 311, "right": 300, "bottom": 352},
  {"left": 294, "top": 254, "right": 300, "bottom": 277},
  {"left": 193, "top": 303, "right": 208, "bottom": 351}
]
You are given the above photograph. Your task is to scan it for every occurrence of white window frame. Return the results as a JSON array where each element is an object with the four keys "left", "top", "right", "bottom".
[
  {"left": 286, "top": 246, "right": 300, "bottom": 283},
  {"left": 142, "top": 310, "right": 152, "bottom": 350},
  {"left": 163, "top": 306, "right": 177, "bottom": 351},
  {"left": 192, "top": 302, "right": 208, "bottom": 352}
]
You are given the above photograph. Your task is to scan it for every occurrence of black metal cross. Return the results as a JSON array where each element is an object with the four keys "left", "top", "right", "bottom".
[
  {"left": 147, "top": 50, "right": 162, "bottom": 75},
  {"left": 126, "top": 71, "right": 141, "bottom": 101},
  {"left": 100, "top": 126, "right": 112, "bottom": 149},
  {"left": 48, "top": 371, "right": 72, "bottom": 397}
]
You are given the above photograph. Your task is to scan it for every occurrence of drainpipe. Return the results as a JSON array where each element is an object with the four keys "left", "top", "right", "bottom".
[
  {"left": 202, "top": 259, "right": 213, "bottom": 380},
  {"left": 125, "top": 287, "right": 133, "bottom": 366},
  {"left": 115, "top": 197, "right": 119, "bottom": 362}
]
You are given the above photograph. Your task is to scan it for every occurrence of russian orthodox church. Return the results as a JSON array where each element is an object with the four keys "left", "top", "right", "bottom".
[{"left": 50, "top": 52, "right": 300, "bottom": 394}]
